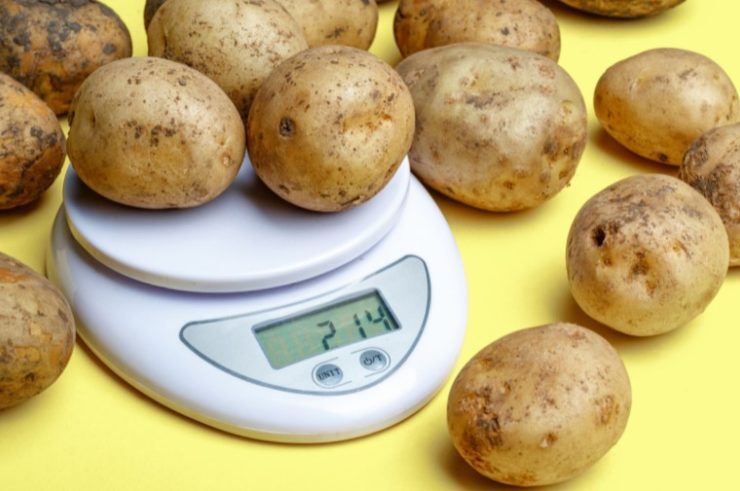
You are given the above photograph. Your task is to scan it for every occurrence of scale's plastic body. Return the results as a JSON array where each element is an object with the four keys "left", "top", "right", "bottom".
[{"left": 47, "top": 158, "right": 467, "bottom": 443}]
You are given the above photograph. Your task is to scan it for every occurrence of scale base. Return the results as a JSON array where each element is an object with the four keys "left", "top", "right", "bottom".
[{"left": 48, "top": 177, "right": 467, "bottom": 443}]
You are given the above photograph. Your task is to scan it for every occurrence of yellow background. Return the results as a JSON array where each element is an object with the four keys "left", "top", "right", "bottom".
[{"left": 2, "top": 1, "right": 739, "bottom": 489}]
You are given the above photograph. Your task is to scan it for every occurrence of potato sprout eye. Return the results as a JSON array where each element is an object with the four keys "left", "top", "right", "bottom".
[
  {"left": 279, "top": 117, "right": 295, "bottom": 137},
  {"left": 592, "top": 227, "right": 606, "bottom": 247}
]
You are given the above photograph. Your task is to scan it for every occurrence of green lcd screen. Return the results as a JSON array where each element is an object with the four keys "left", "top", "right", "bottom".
[{"left": 254, "top": 290, "right": 400, "bottom": 369}]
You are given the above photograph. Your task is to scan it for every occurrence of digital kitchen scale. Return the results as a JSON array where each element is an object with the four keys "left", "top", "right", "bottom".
[{"left": 47, "top": 155, "right": 468, "bottom": 443}]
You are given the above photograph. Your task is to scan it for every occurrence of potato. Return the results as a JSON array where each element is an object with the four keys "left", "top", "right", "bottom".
[
  {"left": 274, "top": 0, "right": 378, "bottom": 50},
  {"left": 67, "top": 57, "right": 245, "bottom": 209},
  {"left": 247, "top": 45, "right": 414, "bottom": 212},
  {"left": 566, "top": 174, "right": 729, "bottom": 336},
  {"left": 0, "top": 252, "right": 75, "bottom": 409},
  {"left": 394, "top": 0, "right": 560, "bottom": 61},
  {"left": 396, "top": 43, "right": 587, "bottom": 211},
  {"left": 680, "top": 123, "right": 740, "bottom": 267},
  {"left": 147, "top": 0, "right": 308, "bottom": 122},
  {"left": 0, "top": 73, "right": 65, "bottom": 210},
  {"left": 143, "top": 0, "right": 167, "bottom": 29},
  {"left": 0, "top": 0, "right": 132, "bottom": 115},
  {"left": 594, "top": 48, "right": 740, "bottom": 165},
  {"left": 556, "top": 0, "right": 684, "bottom": 18},
  {"left": 448, "top": 322, "right": 631, "bottom": 486}
]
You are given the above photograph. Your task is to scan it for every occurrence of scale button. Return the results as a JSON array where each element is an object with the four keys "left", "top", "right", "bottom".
[
  {"left": 359, "top": 349, "right": 389, "bottom": 372},
  {"left": 313, "top": 363, "right": 344, "bottom": 387}
]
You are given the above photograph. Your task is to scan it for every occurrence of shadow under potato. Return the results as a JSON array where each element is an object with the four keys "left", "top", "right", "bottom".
[
  {"left": 553, "top": 281, "right": 702, "bottom": 354},
  {"left": 437, "top": 431, "right": 516, "bottom": 490},
  {"left": 538, "top": 0, "right": 686, "bottom": 23},
  {"left": 436, "top": 410, "right": 617, "bottom": 491},
  {"left": 591, "top": 127, "right": 678, "bottom": 177}
]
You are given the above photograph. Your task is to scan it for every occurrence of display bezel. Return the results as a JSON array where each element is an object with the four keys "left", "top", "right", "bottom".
[{"left": 179, "top": 255, "right": 432, "bottom": 396}]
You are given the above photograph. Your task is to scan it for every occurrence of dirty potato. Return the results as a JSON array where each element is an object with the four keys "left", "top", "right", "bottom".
[
  {"left": 594, "top": 48, "right": 740, "bottom": 165},
  {"left": 67, "top": 57, "right": 245, "bottom": 209},
  {"left": 0, "top": 73, "right": 65, "bottom": 210},
  {"left": 274, "top": 0, "right": 378, "bottom": 50},
  {"left": 396, "top": 43, "right": 587, "bottom": 211},
  {"left": 556, "top": 0, "right": 684, "bottom": 18},
  {"left": 680, "top": 123, "right": 740, "bottom": 267},
  {"left": 247, "top": 45, "right": 415, "bottom": 212},
  {"left": 147, "top": 0, "right": 308, "bottom": 122},
  {"left": 447, "top": 322, "right": 631, "bottom": 486},
  {"left": 0, "top": 0, "right": 132, "bottom": 115},
  {"left": 566, "top": 174, "right": 729, "bottom": 336},
  {"left": 394, "top": 0, "right": 560, "bottom": 60},
  {"left": 0, "top": 252, "right": 75, "bottom": 409}
]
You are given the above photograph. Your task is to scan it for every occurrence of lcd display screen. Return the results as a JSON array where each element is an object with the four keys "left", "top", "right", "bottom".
[{"left": 254, "top": 290, "right": 400, "bottom": 369}]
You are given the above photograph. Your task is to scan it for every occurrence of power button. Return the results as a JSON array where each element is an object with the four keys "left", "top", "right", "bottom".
[{"left": 359, "top": 349, "right": 389, "bottom": 372}]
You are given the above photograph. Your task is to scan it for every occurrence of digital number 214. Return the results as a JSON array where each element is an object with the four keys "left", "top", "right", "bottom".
[{"left": 317, "top": 307, "right": 395, "bottom": 351}]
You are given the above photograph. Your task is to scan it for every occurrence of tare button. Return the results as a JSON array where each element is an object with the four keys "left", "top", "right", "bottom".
[
  {"left": 313, "top": 363, "right": 344, "bottom": 387},
  {"left": 359, "top": 349, "right": 389, "bottom": 372}
]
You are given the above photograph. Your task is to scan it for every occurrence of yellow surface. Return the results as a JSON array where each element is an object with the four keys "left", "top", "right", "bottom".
[{"left": 1, "top": 1, "right": 739, "bottom": 489}]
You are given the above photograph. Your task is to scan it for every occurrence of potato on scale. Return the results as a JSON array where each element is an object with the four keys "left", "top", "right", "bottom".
[
  {"left": 247, "top": 45, "right": 415, "bottom": 213},
  {"left": 66, "top": 57, "right": 246, "bottom": 209}
]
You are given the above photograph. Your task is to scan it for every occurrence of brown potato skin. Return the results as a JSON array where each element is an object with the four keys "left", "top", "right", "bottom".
[
  {"left": 247, "top": 45, "right": 415, "bottom": 212},
  {"left": 394, "top": 0, "right": 560, "bottom": 61},
  {"left": 143, "top": 0, "right": 167, "bottom": 29},
  {"left": 447, "top": 323, "right": 631, "bottom": 486},
  {"left": 396, "top": 43, "right": 586, "bottom": 211},
  {"left": 0, "top": 0, "right": 132, "bottom": 115},
  {"left": 67, "top": 57, "right": 246, "bottom": 209},
  {"left": 567, "top": 174, "right": 729, "bottom": 336},
  {"left": 557, "top": 0, "right": 684, "bottom": 18},
  {"left": 274, "top": 0, "right": 378, "bottom": 50},
  {"left": 0, "top": 73, "right": 65, "bottom": 210},
  {"left": 147, "top": 0, "right": 308, "bottom": 122},
  {"left": 594, "top": 48, "right": 740, "bottom": 165},
  {"left": 393, "top": 0, "right": 436, "bottom": 58},
  {"left": 680, "top": 124, "right": 740, "bottom": 267},
  {"left": 0, "top": 252, "right": 75, "bottom": 409}
]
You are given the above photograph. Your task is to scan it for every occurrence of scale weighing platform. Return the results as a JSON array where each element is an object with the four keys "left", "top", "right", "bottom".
[{"left": 47, "top": 156, "right": 468, "bottom": 443}]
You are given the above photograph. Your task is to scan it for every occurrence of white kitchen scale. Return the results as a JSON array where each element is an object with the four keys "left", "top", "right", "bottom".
[{"left": 47, "top": 155, "right": 467, "bottom": 443}]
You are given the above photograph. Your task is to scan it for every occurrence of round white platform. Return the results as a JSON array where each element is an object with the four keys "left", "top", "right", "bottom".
[{"left": 63, "top": 156, "right": 410, "bottom": 293}]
